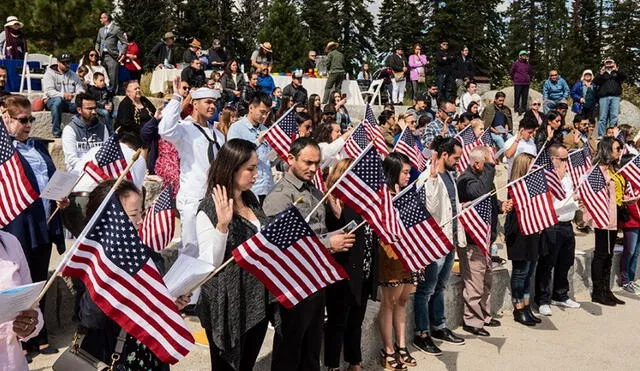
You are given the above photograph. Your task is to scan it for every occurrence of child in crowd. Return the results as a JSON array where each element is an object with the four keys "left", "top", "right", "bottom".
[
  {"left": 87, "top": 72, "right": 114, "bottom": 128},
  {"left": 271, "top": 86, "right": 282, "bottom": 116},
  {"left": 77, "top": 65, "right": 89, "bottom": 89}
]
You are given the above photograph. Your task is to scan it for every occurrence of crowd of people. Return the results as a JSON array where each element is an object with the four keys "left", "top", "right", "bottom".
[{"left": 0, "top": 10, "right": 638, "bottom": 371}]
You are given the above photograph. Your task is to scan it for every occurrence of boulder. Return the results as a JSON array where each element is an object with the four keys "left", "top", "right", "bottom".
[{"left": 32, "top": 112, "right": 74, "bottom": 140}]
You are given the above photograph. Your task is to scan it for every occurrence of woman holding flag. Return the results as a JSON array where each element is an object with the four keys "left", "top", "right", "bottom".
[
  {"left": 588, "top": 137, "right": 626, "bottom": 306},
  {"left": 196, "top": 139, "right": 271, "bottom": 371}
]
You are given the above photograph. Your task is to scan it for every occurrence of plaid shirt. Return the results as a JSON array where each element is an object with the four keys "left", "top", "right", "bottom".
[{"left": 421, "top": 118, "right": 458, "bottom": 149}]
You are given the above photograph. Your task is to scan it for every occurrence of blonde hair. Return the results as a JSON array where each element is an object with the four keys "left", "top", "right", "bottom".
[
  {"left": 470, "top": 118, "right": 484, "bottom": 131},
  {"left": 510, "top": 153, "right": 534, "bottom": 182},
  {"left": 326, "top": 158, "right": 353, "bottom": 190}
]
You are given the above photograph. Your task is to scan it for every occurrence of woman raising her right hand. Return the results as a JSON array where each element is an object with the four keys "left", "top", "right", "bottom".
[{"left": 196, "top": 139, "right": 270, "bottom": 371}]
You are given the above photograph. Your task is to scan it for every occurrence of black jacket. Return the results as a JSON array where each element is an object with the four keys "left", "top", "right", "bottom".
[
  {"left": 207, "top": 48, "right": 228, "bottom": 70},
  {"left": 457, "top": 164, "right": 501, "bottom": 244},
  {"left": 435, "top": 49, "right": 455, "bottom": 74},
  {"left": 505, "top": 210, "right": 540, "bottom": 261},
  {"left": 593, "top": 70, "right": 626, "bottom": 98},
  {"left": 283, "top": 83, "right": 308, "bottom": 107},
  {"left": 114, "top": 96, "right": 156, "bottom": 139},
  {"left": 386, "top": 53, "right": 406, "bottom": 73},
  {"left": 454, "top": 55, "right": 474, "bottom": 80},
  {"left": 220, "top": 72, "right": 245, "bottom": 102},
  {"left": 86, "top": 85, "right": 113, "bottom": 108},
  {"left": 180, "top": 66, "right": 206, "bottom": 88},
  {"left": 149, "top": 41, "right": 176, "bottom": 66}
]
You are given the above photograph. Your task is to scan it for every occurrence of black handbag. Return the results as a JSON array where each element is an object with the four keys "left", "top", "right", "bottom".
[
  {"left": 618, "top": 204, "right": 630, "bottom": 223},
  {"left": 53, "top": 329, "right": 127, "bottom": 371}
]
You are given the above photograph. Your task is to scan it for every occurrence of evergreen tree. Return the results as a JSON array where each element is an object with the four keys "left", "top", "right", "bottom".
[
  {"left": 258, "top": 0, "right": 309, "bottom": 71},
  {"left": 299, "top": 0, "right": 339, "bottom": 56},
  {"left": 116, "top": 0, "right": 174, "bottom": 69},
  {"left": 174, "top": 0, "right": 217, "bottom": 49},
  {"left": 377, "top": 0, "right": 424, "bottom": 55},
  {"left": 606, "top": 0, "right": 640, "bottom": 81},
  {"left": 561, "top": 0, "right": 601, "bottom": 82},
  {"left": 331, "top": 0, "right": 376, "bottom": 74},
  {"left": 537, "top": 0, "right": 569, "bottom": 77},
  {"left": 235, "top": 0, "right": 269, "bottom": 66}
]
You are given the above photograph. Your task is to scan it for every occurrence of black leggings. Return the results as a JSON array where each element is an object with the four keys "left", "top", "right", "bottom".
[
  {"left": 205, "top": 318, "right": 268, "bottom": 371},
  {"left": 592, "top": 229, "right": 617, "bottom": 295}
]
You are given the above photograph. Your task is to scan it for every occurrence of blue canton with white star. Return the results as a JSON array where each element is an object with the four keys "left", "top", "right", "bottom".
[
  {"left": 364, "top": 104, "right": 376, "bottom": 125},
  {"left": 351, "top": 124, "right": 369, "bottom": 149},
  {"left": 526, "top": 169, "right": 549, "bottom": 197},
  {"left": 352, "top": 146, "right": 385, "bottom": 190},
  {"left": 570, "top": 149, "right": 586, "bottom": 167},
  {"left": 480, "top": 130, "right": 494, "bottom": 147},
  {"left": 393, "top": 184, "right": 428, "bottom": 228},
  {"left": 278, "top": 110, "right": 299, "bottom": 138},
  {"left": 458, "top": 125, "right": 477, "bottom": 145},
  {"left": 154, "top": 186, "right": 174, "bottom": 212},
  {"left": 0, "top": 119, "right": 16, "bottom": 162},
  {"left": 400, "top": 128, "right": 416, "bottom": 147},
  {"left": 88, "top": 195, "right": 150, "bottom": 275},
  {"left": 95, "top": 135, "right": 125, "bottom": 167},
  {"left": 588, "top": 166, "right": 606, "bottom": 193},
  {"left": 262, "top": 206, "right": 314, "bottom": 249},
  {"left": 475, "top": 197, "right": 492, "bottom": 223}
]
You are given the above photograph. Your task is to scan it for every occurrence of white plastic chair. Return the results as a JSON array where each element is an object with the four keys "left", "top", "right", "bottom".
[
  {"left": 19, "top": 53, "right": 53, "bottom": 94},
  {"left": 361, "top": 79, "right": 384, "bottom": 106}
]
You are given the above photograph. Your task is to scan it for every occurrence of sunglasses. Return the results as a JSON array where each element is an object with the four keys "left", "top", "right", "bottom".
[
  {"left": 550, "top": 74, "right": 558, "bottom": 77},
  {"left": 13, "top": 116, "right": 35, "bottom": 125},
  {"left": 441, "top": 110, "right": 455, "bottom": 117},
  {"left": 89, "top": 54, "right": 97, "bottom": 57}
]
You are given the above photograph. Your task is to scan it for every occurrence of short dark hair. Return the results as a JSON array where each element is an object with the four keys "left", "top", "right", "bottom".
[
  {"left": 205, "top": 139, "right": 257, "bottom": 205},
  {"left": 495, "top": 91, "right": 506, "bottom": 99},
  {"left": 431, "top": 135, "right": 462, "bottom": 155},
  {"left": 414, "top": 96, "right": 426, "bottom": 103},
  {"left": 289, "top": 137, "right": 320, "bottom": 158},
  {"left": 548, "top": 143, "right": 566, "bottom": 157},
  {"left": 465, "top": 80, "right": 477, "bottom": 89},
  {"left": 312, "top": 121, "right": 338, "bottom": 143},
  {"left": 75, "top": 92, "right": 96, "bottom": 108},
  {"left": 295, "top": 111, "right": 311, "bottom": 125},
  {"left": 573, "top": 113, "right": 586, "bottom": 124},
  {"left": 249, "top": 92, "right": 272, "bottom": 108},
  {"left": 92, "top": 71, "right": 105, "bottom": 81},
  {"left": 0, "top": 66, "right": 6, "bottom": 71},
  {"left": 101, "top": 12, "right": 112, "bottom": 21},
  {"left": 118, "top": 132, "right": 142, "bottom": 150},
  {"left": 383, "top": 152, "right": 410, "bottom": 189},
  {"left": 417, "top": 115, "right": 430, "bottom": 129},
  {"left": 459, "top": 112, "right": 474, "bottom": 123},
  {"left": 85, "top": 179, "right": 141, "bottom": 224},
  {"left": 378, "top": 110, "right": 394, "bottom": 125},
  {"left": 519, "top": 117, "right": 540, "bottom": 131}
]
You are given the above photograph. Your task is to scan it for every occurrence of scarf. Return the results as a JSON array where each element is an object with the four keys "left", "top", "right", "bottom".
[{"left": 4, "top": 27, "right": 26, "bottom": 59}]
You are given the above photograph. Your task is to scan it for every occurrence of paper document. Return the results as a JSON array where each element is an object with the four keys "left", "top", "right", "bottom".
[
  {"left": 0, "top": 281, "right": 46, "bottom": 323},
  {"left": 319, "top": 220, "right": 358, "bottom": 240},
  {"left": 163, "top": 254, "right": 215, "bottom": 298},
  {"left": 40, "top": 171, "right": 80, "bottom": 201}
]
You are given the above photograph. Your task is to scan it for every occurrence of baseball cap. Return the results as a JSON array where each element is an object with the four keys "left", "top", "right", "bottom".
[
  {"left": 57, "top": 52, "right": 73, "bottom": 64},
  {"left": 519, "top": 50, "right": 528, "bottom": 56}
]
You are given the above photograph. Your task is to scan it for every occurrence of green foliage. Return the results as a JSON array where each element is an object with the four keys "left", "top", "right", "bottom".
[
  {"left": 235, "top": 0, "right": 269, "bottom": 65},
  {"left": 606, "top": 0, "right": 640, "bottom": 82},
  {"left": 377, "top": 0, "right": 424, "bottom": 54},
  {"left": 258, "top": 0, "right": 309, "bottom": 72},
  {"left": 299, "top": 0, "right": 339, "bottom": 56},
  {"left": 561, "top": 0, "right": 602, "bottom": 82},
  {"left": 331, "top": 0, "right": 376, "bottom": 74}
]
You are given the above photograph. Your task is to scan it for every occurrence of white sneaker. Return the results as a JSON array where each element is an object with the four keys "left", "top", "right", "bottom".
[
  {"left": 552, "top": 299, "right": 581, "bottom": 309},
  {"left": 623, "top": 283, "right": 637, "bottom": 295},
  {"left": 538, "top": 304, "right": 552, "bottom": 316}
]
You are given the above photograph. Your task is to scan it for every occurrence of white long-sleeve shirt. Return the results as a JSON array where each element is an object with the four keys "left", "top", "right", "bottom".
[
  {"left": 195, "top": 211, "right": 261, "bottom": 267},
  {"left": 554, "top": 173, "right": 579, "bottom": 222},
  {"left": 158, "top": 96, "right": 225, "bottom": 201}
]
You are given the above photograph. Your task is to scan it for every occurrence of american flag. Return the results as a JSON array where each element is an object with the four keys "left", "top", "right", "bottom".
[
  {"left": 84, "top": 134, "right": 132, "bottom": 183},
  {"left": 479, "top": 128, "right": 495, "bottom": 150},
  {"left": 60, "top": 195, "right": 194, "bottom": 363},
  {"left": 393, "top": 127, "right": 426, "bottom": 171},
  {"left": 616, "top": 131, "right": 629, "bottom": 157},
  {"left": 508, "top": 167, "right": 558, "bottom": 235},
  {"left": 362, "top": 104, "right": 390, "bottom": 157},
  {"left": 332, "top": 144, "right": 401, "bottom": 244},
  {"left": 0, "top": 120, "right": 39, "bottom": 228},
  {"left": 459, "top": 196, "right": 493, "bottom": 255},
  {"left": 578, "top": 166, "right": 610, "bottom": 228},
  {"left": 583, "top": 141, "right": 593, "bottom": 167},
  {"left": 343, "top": 123, "right": 369, "bottom": 159},
  {"left": 263, "top": 108, "right": 298, "bottom": 161},
  {"left": 140, "top": 186, "right": 176, "bottom": 251},
  {"left": 232, "top": 205, "right": 347, "bottom": 309},
  {"left": 312, "top": 167, "right": 326, "bottom": 193},
  {"left": 568, "top": 148, "right": 590, "bottom": 189},
  {"left": 391, "top": 183, "right": 454, "bottom": 272},
  {"left": 455, "top": 125, "right": 480, "bottom": 173},
  {"left": 532, "top": 148, "right": 566, "bottom": 200},
  {"left": 619, "top": 154, "right": 640, "bottom": 191}
]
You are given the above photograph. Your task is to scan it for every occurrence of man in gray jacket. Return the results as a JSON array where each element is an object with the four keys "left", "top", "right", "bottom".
[
  {"left": 43, "top": 52, "right": 85, "bottom": 137},
  {"left": 95, "top": 12, "right": 127, "bottom": 92}
]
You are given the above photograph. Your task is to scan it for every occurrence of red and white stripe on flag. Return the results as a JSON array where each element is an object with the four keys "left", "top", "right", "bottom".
[
  {"left": 619, "top": 154, "right": 640, "bottom": 191},
  {"left": 508, "top": 167, "right": 558, "bottom": 235},
  {"left": 0, "top": 122, "right": 39, "bottom": 227},
  {"left": 312, "top": 168, "right": 326, "bottom": 193},
  {"left": 362, "top": 104, "right": 390, "bottom": 157},
  {"left": 61, "top": 195, "right": 194, "bottom": 364},
  {"left": 140, "top": 186, "right": 176, "bottom": 251},
  {"left": 263, "top": 108, "right": 298, "bottom": 161},
  {"left": 393, "top": 127, "right": 426, "bottom": 171},
  {"left": 84, "top": 161, "right": 109, "bottom": 183},
  {"left": 459, "top": 196, "right": 493, "bottom": 255},
  {"left": 232, "top": 206, "right": 347, "bottom": 309},
  {"left": 578, "top": 165, "right": 610, "bottom": 229},
  {"left": 568, "top": 148, "right": 589, "bottom": 189}
]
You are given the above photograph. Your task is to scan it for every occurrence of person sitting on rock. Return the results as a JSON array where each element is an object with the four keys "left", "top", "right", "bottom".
[{"left": 43, "top": 52, "right": 85, "bottom": 138}]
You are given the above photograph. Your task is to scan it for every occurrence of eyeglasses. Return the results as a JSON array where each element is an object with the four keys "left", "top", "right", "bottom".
[
  {"left": 89, "top": 54, "right": 97, "bottom": 57},
  {"left": 12, "top": 116, "right": 35, "bottom": 124},
  {"left": 550, "top": 74, "right": 558, "bottom": 77},
  {"left": 532, "top": 103, "right": 540, "bottom": 106},
  {"left": 181, "top": 86, "right": 190, "bottom": 90},
  {"left": 441, "top": 110, "right": 455, "bottom": 117},
  {"left": 555, "top": 157, "right": 569, "bottom": 162},
  {"left": 613, "top": 146, "right": 621, "bottom": 151}
]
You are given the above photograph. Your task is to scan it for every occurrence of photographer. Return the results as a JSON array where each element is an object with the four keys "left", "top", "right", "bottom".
[{"left": 594, "top": 57, "right": 625, "bottom": 137}]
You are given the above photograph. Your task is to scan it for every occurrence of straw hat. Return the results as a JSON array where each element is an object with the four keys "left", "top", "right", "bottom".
[
  {"left": 260, "top": 42, "right": 272, "bottom": 53},
  {"left": 163, "top": 32, "right": 175, "bottom": 40},
  {"left": 4, "top": 16, "right": 23, "bottom": 29}
]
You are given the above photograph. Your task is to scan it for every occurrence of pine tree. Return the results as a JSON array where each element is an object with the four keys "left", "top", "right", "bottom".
[
  {"left": 331, "top": 0, "right": 376, "bottom": 74},
  {"left": 235, "top": 0, "right": 269, "bottom": 65},
  {"left": 116, "top": 0, "right": 174, "bottom": 69},
  {"left": 377, "top": 0, "right": 424, "bottom": 55},
  {"left": 561, "top": 0, "right": 601, "bottom": 82},
  {"left": 258, "top": 0, "right": 309, "bottom": 71},
  {"left": 606, "top": 0, "right": 640, "bottom": 81},
  {"left": 299, "top": 0, "right": 339, "bottom": 56}
]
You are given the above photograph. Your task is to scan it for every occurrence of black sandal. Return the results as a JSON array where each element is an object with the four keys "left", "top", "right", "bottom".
[
  {"left": 394, "top": 343, "right": 417, "bottom": 367},
  {"left": 380, "top": 348, "right": 407, "bottom": 370}
]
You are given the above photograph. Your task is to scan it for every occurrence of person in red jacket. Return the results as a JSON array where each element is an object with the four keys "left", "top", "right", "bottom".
[
  {"left": 122, "top": 32, "right": 142, "bottom": 83},
  {"left": 619, "top": 154, "right": 640, "bottom": 294}
]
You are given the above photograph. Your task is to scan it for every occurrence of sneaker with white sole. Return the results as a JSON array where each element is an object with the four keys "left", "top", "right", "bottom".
[
  {"left": 551, "top": 299, "right": 581, "bottom": 308},
  {"left": 538, "top": 304, "right": 552, "bottom": 316},
  {"left": 631, "top": 281, "right": 640, "bottom": 290},
  {"left": 623, "top": 283, "right": 637, "bottom": 294}
]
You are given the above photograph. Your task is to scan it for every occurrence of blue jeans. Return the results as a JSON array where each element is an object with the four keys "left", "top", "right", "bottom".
[
  {"left": 491, "top": 132, "right": 513, "bottom": 151},
  {"left": 436, "top": 73, "right": 452, "bottom": 101},
  {"left": 511, "top": 260, "right": 536, "bottom": 303},
  {"left": 414, "top": 251, "right": 455, "bottom": 335},
  {"left": 621, "top": 228, "right": 640, "bottom": 285},
  {"left": 598, "top": 96, "right": 621, "bottom": 137},
  {"left": 96, "top": 108, "right": 113, "bottom": 131},
  {"left": 543, "top": 100, "right": 560, "bottom": 114},
  {"left": 46, "top": 97, "right": 76, "bottom": 136}
]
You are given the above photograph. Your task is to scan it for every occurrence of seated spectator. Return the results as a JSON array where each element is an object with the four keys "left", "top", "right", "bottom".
[
  {"left": 149, "top": 32, "right": 177, "bottom": 68},
  {"left": 79, "top": 49, "right": 109, "bottom": 87},
  {"left": 76, "top": 65, "right": 89, "bottom": 89},
  {"left": 466, "top": 101, "right": 481, "bottom": 119},
  {"left": 405, "top": 96, "right": 429, "bottom": 121},
  {"left": 0, "top": 65, "right": 10, "bottom": 97},
  {"left": 542, "top": 70, "right": 569, "bottom": 114},
  {"left": 220, "top": 59, "right": 245, "bottom": 105},
  {"left": 86, "top": 72, "right": 114, "bottom": 128},
  {"left": 183, "top": 39, "right": 202, "bottom": 65},
  {"left": 307, "top": 93, "right": 322, "bottom": 128},
  {"left": 283, "top": 70, "right": 308, "bottom": 110},
  {"left": 378, "top": 109, "right": 397, "bottom": 149},
  {"left": 238, "top": 72, "right": 259, "bottom": 116},
  {"left": 114, "top": 80, "right": 156, "bottom": 140},
  {"left": 207, "top": 38, "right": 227, "bottom": 71},
  {"left": 215, "top": 105, "right": 238, "bottom": 137},
  {"left": 251, "top": 42, "right": 273, "bottom": 72},
  {"left": 43, "top": 52, "right": 85, "bottom": 137},
  {"left": 482, "top": 91, "right": 513, "bottom": 150},
  {"left": 181, "top": 58, "right": 206, "bottom": 88},
  {"left": 271, "top": 87, "right": 282, "bottom": 116}
]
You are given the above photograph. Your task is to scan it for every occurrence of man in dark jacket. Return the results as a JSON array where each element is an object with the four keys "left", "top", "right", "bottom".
[
  {"left": 386, "top": 45, "right": 407, "bottom": 105},
  {"left": 454, "top": 46, "right": 474, "bottom": 86},
  {"left": 207, "top": 38, "right": 227, "bottom": 71},
  {"left": 510, "top": 50, "right": 533, "bottom": 114},
  {"left": 593, "top": 57, "right": 626, "bottom": 137},
  {"left": 149, "top": 32, "right": 176, "bottom": 68},
  {"left": 283, "top": 70, "right": 308, "bottom": 109},
  {"left": 456, "top": 146, "right": 512, "bottom": 336},
  {"left": 434, "top": 40, "right": 455, "bottom": 101},
  {"left": 180, "top": 58, "right": 206, "bottom": 88}
]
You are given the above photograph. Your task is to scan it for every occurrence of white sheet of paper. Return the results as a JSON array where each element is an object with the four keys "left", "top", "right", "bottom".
[
  {"left": 163, "top": 254, "right": 215, "bottom": 298},
  {"left": 40, "top": 171, "right": 79, "bottom": 201},
  {"left": 0, "top": 281, "right": 46, "bottom": 323}
]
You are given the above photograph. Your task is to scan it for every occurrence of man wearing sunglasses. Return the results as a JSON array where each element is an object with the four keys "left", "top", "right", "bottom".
[
  {"left": 534, "top": 143, "right": 580, "bottom": 316},
  {"left": 421, "top": 101, "right": 458, "bottom": 149}
]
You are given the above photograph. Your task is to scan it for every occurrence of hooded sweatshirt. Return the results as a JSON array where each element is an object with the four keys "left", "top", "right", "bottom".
[
  {"left": 61, "top": 115, "right": 111, "bottom": 171},
  {"left": 42, "top": 64, "right": 84, "bottom": 100}
]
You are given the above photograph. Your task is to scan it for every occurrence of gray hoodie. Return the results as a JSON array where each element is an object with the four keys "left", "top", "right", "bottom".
[
  {"left": 42, "top": 64, "right": 85, "bottom": 100},
  {"left": 61, "top": 114, "right": 111, "bottom": 170}
]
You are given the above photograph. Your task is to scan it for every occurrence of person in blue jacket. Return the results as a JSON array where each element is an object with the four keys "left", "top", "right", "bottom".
[
  {"left": 542, "top": 70, "right": 569, "bottom": 114},
  {"left": 570, "top": 69, "right": 597, "bottom": 120}
]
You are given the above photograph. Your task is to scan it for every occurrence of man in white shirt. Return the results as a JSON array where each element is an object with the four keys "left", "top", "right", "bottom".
[
  {"left": 534, "top": 144, "right": 580, "bottom": 316},
  {"left": 158, "top": 77, "right": 225, "bottom": 256},
  {"left": 504, "top": 117, "right": 539, "bottom": 178}
]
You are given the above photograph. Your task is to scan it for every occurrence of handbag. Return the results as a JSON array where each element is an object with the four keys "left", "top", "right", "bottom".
[
  {"left": 393, "top": 71, "right": 405, "bottom": 82},
  {"left": 417, "top": 72, "right": 426, "bottom": 84},
  {"left": 53, "top": 329, "right": 127, "bottom": 371}
]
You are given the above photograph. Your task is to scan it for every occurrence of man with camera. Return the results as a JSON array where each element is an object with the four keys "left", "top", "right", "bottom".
[{"left": 594, "top": 57, "right": 626, "bottom": 137}]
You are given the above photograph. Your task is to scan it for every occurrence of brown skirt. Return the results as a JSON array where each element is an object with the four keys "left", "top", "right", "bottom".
[{"left": 378, "top": 242, "right": 414, "bottom": 286}]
